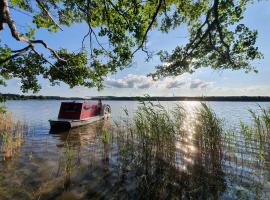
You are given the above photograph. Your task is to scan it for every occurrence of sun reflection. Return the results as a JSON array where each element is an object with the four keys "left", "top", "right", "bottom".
[{"left": 175, "top": 101, "right": 200, "bottom": 170}]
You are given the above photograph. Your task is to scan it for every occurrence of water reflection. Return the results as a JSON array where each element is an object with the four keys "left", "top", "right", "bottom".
[{"left": 0, "top": 102, "right": 270, "bottom": 199}]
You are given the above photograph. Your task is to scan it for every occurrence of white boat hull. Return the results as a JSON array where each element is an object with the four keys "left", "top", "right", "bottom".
[{"left": 49, "top": 115, "right": 107, "bottom": 130}]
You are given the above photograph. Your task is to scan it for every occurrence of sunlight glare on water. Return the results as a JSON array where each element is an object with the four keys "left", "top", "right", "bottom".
[
  {"left": 174, "top": 101, "right": 200, "bottom": 172},
  {"left": 1, "top": 100, "right": 270, "bottom": 199}
]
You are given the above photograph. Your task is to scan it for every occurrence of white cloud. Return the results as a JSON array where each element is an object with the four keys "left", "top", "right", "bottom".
[
  {"left": 190, "top": 79, "right": 213, "bottom": 89},
  {"left": 160, "top": 76, "right": 188, "bottom": 89},
  {"left": 105, "top": 74, "right": 213, "bottom": 90},
  {"left": 165, "top": 80, "right": 185, "bottom": 89},
  {"left": 105, "top": 74, "right": 154, "bottom": 89}
]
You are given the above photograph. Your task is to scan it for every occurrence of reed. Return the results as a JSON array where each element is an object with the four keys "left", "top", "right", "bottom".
[
  {"left": 112, "top": 102, "right": 188, "bottom": 198},
  {"left": 101, "top": 129, "right": 111, "bottom": 145},
  {"left": 194, "top": 103, "right": 223, "bottom": 150},
  {"left": 132, "top": 102, "right": 186, "bottom": 160},
  {"left": 133, "top": 101, "right": 185, "bottom": 141},
  {"left": 114, "top": 102, "right": 231, "bottom": 199},
  {"left": 192, "top": 103, "right": 226, "bottom": 198},
  {"left": 0, "top": 106, "right": 6, "bottom": 114},
  {"left": 0, "top": 112, "right": 25, "bottom": 160},
  {"left": 63, "top": 142, "right": 75, "bottom": 188},
  {"left": 240, "top": 106, "right": 270, "bottom": 161}
]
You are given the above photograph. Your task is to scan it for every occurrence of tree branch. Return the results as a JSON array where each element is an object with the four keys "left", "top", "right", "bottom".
[
  {"left": 0, "top": 45, "right": 32, "bottom": 64},
  {"left": 1, "top": 0, "right": 66, "bottom": 64},
  {"left": 212, "top": 0, "right": 232, "bottom": 63},
  {"left": 0, "top": 0, "right": 6, "bottom": 30},
  {"left": 29, "top": 39, "right": 66, "bottom": 62},
  {"left": 82, "top": 27, "right": 91, "bottom": 49},
  {"left": 89, "top": 25, "right": 111, "bottom": 55},
  {"left": 107, "top": 0, "right": 131, "bottom": 28},
  {"left": 31, "top": 47, "right": 57, "bottom": 68},
  {"left": 35, "top": 0, "right": 63, "bottom": 31},
  {"left": 132, "top": 0, "right": 163, "bottom": 56}
]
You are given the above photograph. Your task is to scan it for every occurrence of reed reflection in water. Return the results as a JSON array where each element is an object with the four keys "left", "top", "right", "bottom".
[{"left": 0, "top": 102, "right": 269, "bottom": 199}]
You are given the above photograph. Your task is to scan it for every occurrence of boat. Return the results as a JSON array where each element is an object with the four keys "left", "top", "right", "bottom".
[{"left": 49, "top": 100, "right": 111, "bottom": 130}]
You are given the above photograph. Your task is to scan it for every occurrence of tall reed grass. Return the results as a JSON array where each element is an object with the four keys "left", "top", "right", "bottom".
[
  {"left": 113, "top": 102, "right": 230, "bottom": 199},
  {"left": 240, "top": 106, "right": 270, "bottom": 161},
  {"left": 0, "top": 112, "right": 25, "bottom": 160},
  {"left": 129, "top": 102, "right": 187, "bottom": 198},
  {"left": 119, "top": 102, "right": 186, "bottom": 162},
  {"left": 195, "top": 103, "right": 223, "bottom": 156},
  {"left": 114, "top": 102, "right": 225, "bottom": 199},
  {"left": 63, "top": 142, "right": 75, "bottom": 189}
]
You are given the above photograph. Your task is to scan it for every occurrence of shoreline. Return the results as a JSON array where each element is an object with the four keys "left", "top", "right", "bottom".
[{"left": 2, "top": 94, "right": 270, "bottom": 102}]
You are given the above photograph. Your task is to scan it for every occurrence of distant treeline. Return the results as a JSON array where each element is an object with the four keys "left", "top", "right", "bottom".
[
  {"left": 1, "top": 94, "right": 85, "bottom": 101},
  {"left": 92, "top": 96, "right": 270, "bottom": 102},
  {"left": 1, "top": 93, "right": 270, "bottom": 102}
]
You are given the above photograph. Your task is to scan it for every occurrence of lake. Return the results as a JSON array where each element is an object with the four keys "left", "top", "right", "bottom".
[
  {"left": 5, "top": 100, "right": 270, "bottom": 128},
  {"left": 1, "top": 100, "right": 270, "bottom": 199}
]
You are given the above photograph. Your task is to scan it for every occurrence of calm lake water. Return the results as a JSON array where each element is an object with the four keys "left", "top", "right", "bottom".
[
  {"left": 1, "top": 100, "right": 270, "bottom": 200},
  {"left": 4, "top": 100, "right": 270, "bottom": 129}
]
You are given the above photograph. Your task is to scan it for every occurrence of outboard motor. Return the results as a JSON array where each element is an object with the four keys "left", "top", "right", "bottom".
[{"left": 101, "top": 104, "right": 111, "bottom": 119}]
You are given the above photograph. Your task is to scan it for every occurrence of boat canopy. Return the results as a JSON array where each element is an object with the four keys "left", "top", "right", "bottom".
[{"left": 58, "top": 102, "right": 102, "bottom": 120}]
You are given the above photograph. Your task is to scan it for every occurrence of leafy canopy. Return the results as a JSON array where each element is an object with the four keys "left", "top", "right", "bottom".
[{"left": 0, "top": 0, "right": 262, "bottom": 93}]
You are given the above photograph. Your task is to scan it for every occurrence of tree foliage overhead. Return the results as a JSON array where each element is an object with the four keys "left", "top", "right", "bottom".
[{"left": 0, "top": 0, "right": 263, "bottom": 92}]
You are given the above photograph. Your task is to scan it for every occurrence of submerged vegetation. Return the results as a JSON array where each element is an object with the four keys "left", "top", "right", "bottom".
[{"left": 0, "top": 102, "right": 270, "bottom": 199}]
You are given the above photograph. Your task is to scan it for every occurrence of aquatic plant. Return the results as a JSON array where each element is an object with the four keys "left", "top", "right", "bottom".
[
  {"left": 101, "top": 126, "right": 112, "bottom": 163},
  {"left": 191, "top": 103, "right": 226, "bottom": 199},
  {"left": 1, "top": 102, "right": 270, "bottom": 199},
  {"left": 0, "top": 112, "right": 25, "bottom": 160},
  {"left": 0, "top": 106, "right": 6, "bottom": 114},
  {"left": 195, "top": 103, "right": 223, "bottom": 152},
  {"left": 240, "top": 106, "right": 270, "bottom": 161},
  {"left": 134, "top": 101, "right": 185, "bottom": 141},
  {"left": 62, "top": 142, "right": 76, "bottom": 189},
  {"left": 120, "top": 102, "right": 187, "bottom": 198},
  {"left": 101, "top": 129, "right": 111, "bottom": 145},
  {"left": 113, "top": 102, "right": 227, "bottom": 198}
]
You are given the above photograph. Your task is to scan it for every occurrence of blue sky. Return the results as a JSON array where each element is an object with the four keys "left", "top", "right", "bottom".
[{"left": 1, "top": 1, "right": 270, "bottom": 97}]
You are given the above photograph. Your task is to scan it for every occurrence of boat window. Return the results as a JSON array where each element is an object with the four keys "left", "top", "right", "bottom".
[{"left": 62, "top": 104, "right": 81, "bottom": 111}]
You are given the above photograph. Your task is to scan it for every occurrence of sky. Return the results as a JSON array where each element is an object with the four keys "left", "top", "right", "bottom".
[{"left": 1, "top": 1, "right": 270, "bottom": 97}]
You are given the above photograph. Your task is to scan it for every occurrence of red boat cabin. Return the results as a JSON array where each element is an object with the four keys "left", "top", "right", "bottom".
[{"left": 58, "top": 101, "right": 102, "bottom": 120}]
